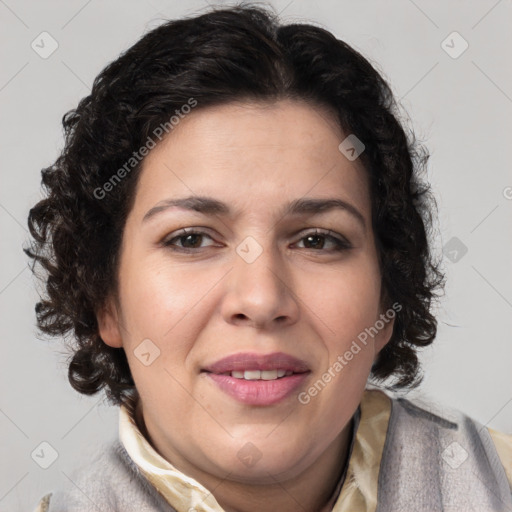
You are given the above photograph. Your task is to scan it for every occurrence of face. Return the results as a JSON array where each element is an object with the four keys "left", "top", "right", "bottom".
[{"left": 98, "top": 99, "right": 394, "bottom": 485}]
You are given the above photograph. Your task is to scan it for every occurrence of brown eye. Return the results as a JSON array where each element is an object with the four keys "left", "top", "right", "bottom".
[
  {"left": 295, "top": 230, "right": 351, "bottom": 252},
  {"left": 162, "top": 229, "right": 215, "bottom": 252}
]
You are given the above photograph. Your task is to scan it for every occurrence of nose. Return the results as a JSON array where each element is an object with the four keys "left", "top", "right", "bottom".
[{"left": 220, "top": 238, "right": 300, "bottom": 330}]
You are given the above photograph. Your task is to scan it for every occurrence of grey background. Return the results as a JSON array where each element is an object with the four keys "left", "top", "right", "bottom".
[{"left": 1, "top": 0, "right": 511, "bottom": 510}]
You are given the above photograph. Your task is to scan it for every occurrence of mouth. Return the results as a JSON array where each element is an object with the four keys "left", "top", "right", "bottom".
[
  {"left": 202, "top": 351, "right": 310, "bottom": 374},
  {"left": 201, "top": 352, "right": 310, "bottom": 405},
  {"left": 215, "top": 369, "right": 295, "bottom": 380}
]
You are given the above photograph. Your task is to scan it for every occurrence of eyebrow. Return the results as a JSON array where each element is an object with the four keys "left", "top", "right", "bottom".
[{"left": 142, "top": 195, "right": 366, "bottom": 229}]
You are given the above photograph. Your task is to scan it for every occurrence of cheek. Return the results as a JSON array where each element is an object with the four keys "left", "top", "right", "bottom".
[
  {"left": 302, "top": 260, "right": 381, "bottom": 339},
  {"left": 123, "top": 257, "right": 210, "bottom": 329}
]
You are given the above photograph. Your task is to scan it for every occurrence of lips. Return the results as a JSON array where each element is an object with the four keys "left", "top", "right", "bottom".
[
  {"left": 202, "top": 351, "right": 310, "bottom": 374},
  {"left": 202, "top": 352, "right": 310, "bottom": 405}
]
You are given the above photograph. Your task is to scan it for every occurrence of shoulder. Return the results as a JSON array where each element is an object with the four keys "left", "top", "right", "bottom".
[
  {"left": 33, "top": 441, "right": 129, "bottom": 511},
  {"left": 375, "top": 390, "right": 512, "bottom": 511},
  {"left": 33, "top": 439, "right": 175, "bottom": 511}
]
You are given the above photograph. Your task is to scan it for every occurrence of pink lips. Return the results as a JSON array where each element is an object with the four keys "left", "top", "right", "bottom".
[
  {"left": 203, "top": 352, "right": 310, "bottom": 374},
  {"left": 202, "top": 352, "right": 310, "bottom": 406}
]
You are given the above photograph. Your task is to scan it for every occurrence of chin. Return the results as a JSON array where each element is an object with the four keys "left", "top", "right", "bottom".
[
  {"left": 222, "top": 459, "right": 306, "bottom": 485},
  {"left": 206, "top": 436, "right": 313, "bottom": 483}
]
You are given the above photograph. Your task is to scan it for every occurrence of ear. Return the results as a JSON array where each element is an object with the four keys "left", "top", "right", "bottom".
[
  {"left": 373, "top": 304, "right": 397, "bottom": 355},
  {"left": 96, "top": 295, "right": 123, "bottom": 348}
]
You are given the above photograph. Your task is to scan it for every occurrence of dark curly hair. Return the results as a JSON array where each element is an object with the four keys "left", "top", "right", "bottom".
[{"left": 24, "top": 2, "right": 445, "bottom": 407}]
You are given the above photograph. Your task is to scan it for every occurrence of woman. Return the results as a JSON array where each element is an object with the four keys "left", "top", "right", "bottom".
[{"left": 26, "top": 3, "right": 511, "bottom": 511}]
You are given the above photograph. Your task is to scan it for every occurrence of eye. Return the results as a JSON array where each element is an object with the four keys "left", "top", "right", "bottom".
[
  {"left": 294, "top": 229, "right": 351, "bottom": 252},
  {"left": 162, "top": 229, "right": 216, "bottom": 252}
]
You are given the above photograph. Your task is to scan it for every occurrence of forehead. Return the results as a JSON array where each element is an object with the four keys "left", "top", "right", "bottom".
[{"left": 132, "top": 99, "right": 370, "bottom": 222}]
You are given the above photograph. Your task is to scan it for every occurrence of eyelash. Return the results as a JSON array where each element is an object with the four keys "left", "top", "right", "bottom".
[{"left": 161, "top": 228, "right": 352, "bottom": 254}]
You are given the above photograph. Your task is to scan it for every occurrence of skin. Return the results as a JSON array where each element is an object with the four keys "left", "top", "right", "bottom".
[{"left": 97, "top": 99, "right": 395, "bottom": 512}]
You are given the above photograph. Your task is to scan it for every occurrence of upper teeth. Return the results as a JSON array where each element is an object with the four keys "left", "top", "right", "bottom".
[{"left": 230, "top": 369, "right": 292, "bottom": 380}]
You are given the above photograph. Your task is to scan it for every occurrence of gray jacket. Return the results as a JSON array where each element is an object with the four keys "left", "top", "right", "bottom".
[{"left": 40, "top": 395, "right": 512, "bottom": 511}]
